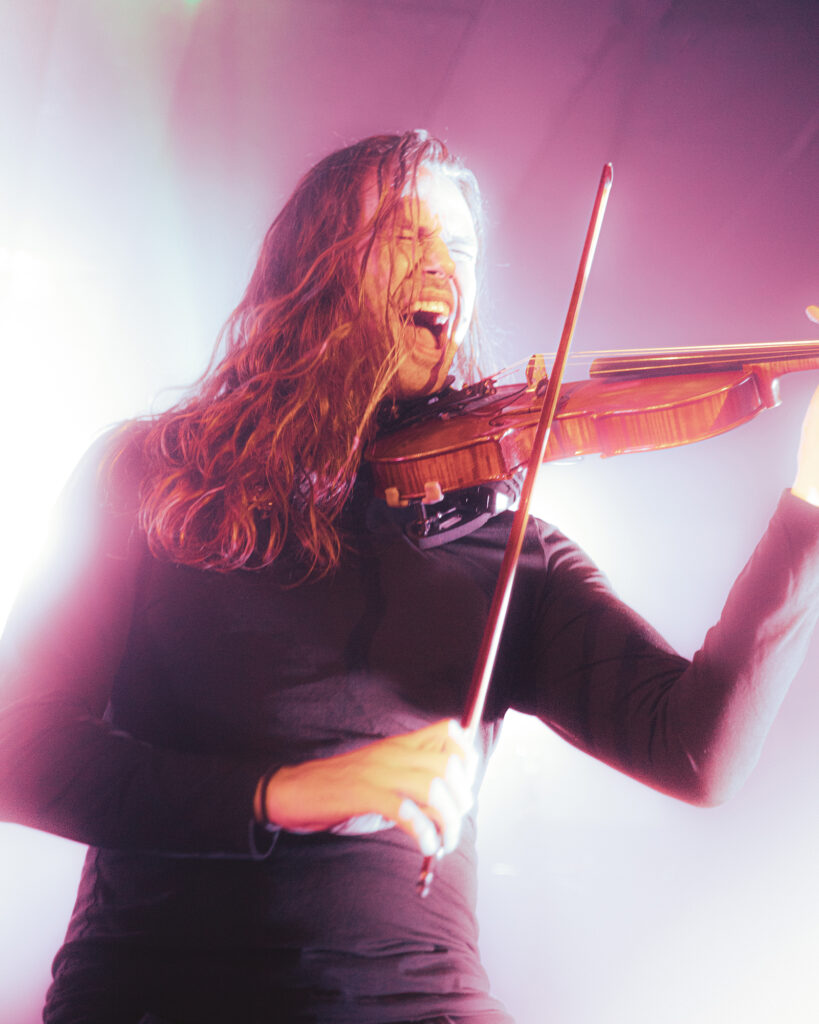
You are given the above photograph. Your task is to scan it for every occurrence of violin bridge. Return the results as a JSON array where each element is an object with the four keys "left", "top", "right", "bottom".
[{"left": 525, "top": 354, "right": 548, "bottom": 391}]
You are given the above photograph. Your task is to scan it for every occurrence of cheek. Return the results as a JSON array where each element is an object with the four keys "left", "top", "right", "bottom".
[
  {"left": 364, "top": 250, "right": 414, "bottom": 307},
  {"left": 457, "top": 267, "right": 477, "bottom": 318}
]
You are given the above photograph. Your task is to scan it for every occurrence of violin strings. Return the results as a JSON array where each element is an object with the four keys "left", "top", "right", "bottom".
[
  {"left": 570, "top": 339, "right": 819, "bottom": 359},
  {"left": 492, "top": 339, "right": 819, "bottom": 369}
]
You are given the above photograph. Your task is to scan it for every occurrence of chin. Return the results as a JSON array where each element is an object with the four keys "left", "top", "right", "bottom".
[{"left": 395, "top": 365, "right": 451, "bottom": 399}]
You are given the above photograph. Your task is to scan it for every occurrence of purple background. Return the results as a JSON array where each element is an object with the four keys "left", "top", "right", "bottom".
[{"left": 1, "top": 2, "right": 817, "bottom": 1021}]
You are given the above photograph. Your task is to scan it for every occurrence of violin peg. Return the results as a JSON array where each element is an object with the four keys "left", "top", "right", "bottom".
[{"left": 384, "top": 486, "right": 407, "bottom": 508}]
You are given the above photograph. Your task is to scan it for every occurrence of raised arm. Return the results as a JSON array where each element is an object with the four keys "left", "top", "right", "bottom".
[{"left": 507, "top": 388, "right": 819, "bottom": 805}]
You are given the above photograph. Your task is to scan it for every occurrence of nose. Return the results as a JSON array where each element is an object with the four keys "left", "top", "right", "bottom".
[{"left": 422, "top": 234, "right": 456, "bottom": 279}]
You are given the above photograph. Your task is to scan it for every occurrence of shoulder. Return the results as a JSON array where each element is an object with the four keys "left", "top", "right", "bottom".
[
  {"left": 48, "top": 421, "right": 152, "bottom": 571},
  {"left": 452, "top": 510, "right": 611, "bottom": 604},
  {"left": 473, "top": 509, "right": 602, "bottom": 572},
  {"left": 65, "top": 421, "right": 150, "bottom": 514},
  {"left": 4, "top": 424, "right": 152, "bottom": 655},
  {"left": 526, "top": 514, "right": 606, "bottom": 580}
]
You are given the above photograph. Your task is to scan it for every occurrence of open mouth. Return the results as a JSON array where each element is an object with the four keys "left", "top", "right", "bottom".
[
  {"left": 410, "top": 311, "right": 446, "bottom": 345},
  {"left": 404, "top": 302, "right": 451, "bottom": 347}
]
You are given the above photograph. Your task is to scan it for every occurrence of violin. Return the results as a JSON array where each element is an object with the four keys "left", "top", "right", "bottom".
[{"left": 368, "top": 340, "right": 819, "bottom": 508}]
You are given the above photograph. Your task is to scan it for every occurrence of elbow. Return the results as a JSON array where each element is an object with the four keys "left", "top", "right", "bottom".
[
  {"left": 678, "top": 750, "right": 754, "bottom": 808},
  {"left": 683, "top": 783, "right": 732, "bottom": 809}
]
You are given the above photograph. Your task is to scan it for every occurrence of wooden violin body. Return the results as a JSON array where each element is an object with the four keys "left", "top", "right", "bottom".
[{"left": 368, "top": 341, "right": 819, "bottom": 506}]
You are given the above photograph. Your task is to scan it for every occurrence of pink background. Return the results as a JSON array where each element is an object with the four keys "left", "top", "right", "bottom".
[{"left": 1, "top": 2, "right": 817, "bottom": 1021}]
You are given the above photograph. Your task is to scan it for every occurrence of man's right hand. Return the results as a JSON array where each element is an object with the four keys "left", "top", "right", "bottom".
[{"left": 256, "top": 719, "right": 477, "bottom": 857}]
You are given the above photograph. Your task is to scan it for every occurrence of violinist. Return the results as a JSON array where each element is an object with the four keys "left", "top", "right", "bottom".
[{"left": 2, "top": 129, "right": 819, "bottom": 1024}]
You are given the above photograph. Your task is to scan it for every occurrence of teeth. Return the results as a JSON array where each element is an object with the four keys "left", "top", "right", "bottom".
[
  {"left": 408, "top": 301, "right": 450, "bottom": 325},
  {"left": 410, "top": 301, "right": 449, "bottom": 315}
]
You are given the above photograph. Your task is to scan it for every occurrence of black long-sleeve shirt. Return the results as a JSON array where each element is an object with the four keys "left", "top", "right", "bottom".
[{"left": 2, "top": 430, "right": 819, "bottom": 1023}]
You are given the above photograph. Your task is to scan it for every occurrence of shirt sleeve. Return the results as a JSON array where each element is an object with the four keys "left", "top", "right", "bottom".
[
  {"left": 508, "top": 491, "right": 819, "bottom": 804},
  {"left": 0, "top": 430, "right": 274, "bottom": 857}
]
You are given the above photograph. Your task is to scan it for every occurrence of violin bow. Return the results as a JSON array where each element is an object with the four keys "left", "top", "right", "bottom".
[{"left": 418, "top": 162, "right": 614, "bottom": 897}]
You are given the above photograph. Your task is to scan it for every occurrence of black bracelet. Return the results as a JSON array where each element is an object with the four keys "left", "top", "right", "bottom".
[
  {"left": 254, "top": 765, "right": 281, "bottom": 828},
  {"left": 248, "top": 816, "right": 280, "bottom": 859},
  {"left": 248, "top": 766, "right": 283, "bottom": 860}
]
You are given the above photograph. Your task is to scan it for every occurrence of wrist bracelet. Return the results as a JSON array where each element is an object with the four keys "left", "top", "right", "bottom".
[{"left": 254, "top": 766, "right": 281, "bottom": 828}]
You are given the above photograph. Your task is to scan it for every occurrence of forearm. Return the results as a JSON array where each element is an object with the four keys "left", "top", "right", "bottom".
[
  {"left": 0, "top": 691, "right": 271, "bottom": 856},
  {"left": 673, "top": 490, "right": 819, "bottom": 803}
]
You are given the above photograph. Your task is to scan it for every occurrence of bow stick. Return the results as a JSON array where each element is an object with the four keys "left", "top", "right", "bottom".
[{"left": 418, "top": 162, "right": 613, "bottom": 896}]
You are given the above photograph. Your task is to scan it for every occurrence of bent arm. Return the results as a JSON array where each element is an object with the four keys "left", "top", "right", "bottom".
[
  {"left": 0, "top": 433, "right": 270, "bottom": 857},
  {"left": 0, "top": 434, "right": 477, "bottom": 859},
  {"left": 514, "top": 491, "right": 819, "bottom": 806}
]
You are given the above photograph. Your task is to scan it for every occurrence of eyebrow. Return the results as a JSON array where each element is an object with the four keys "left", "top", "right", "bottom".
[{"left": 446, "top": 233, "right": 478, "bottom": 249}]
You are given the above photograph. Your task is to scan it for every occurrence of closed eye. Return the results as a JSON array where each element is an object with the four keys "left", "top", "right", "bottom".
[{"left": 444, "top": 235, "right": 477, "bottom": 260}]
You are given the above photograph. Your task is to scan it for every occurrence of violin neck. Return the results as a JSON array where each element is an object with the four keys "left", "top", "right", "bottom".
[{"left": 589, "top": 340, "right": 819, "bottom": 379}]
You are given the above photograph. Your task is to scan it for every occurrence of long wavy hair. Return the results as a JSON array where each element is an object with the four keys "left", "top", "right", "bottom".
[{"left": 124, "top": 131, "right": 486, "bottom": 579}]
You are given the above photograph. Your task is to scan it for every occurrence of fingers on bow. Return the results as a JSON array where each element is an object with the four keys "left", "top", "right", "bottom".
[{"left": 384, "top": 719, "right": 477, "bottom": 857}]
